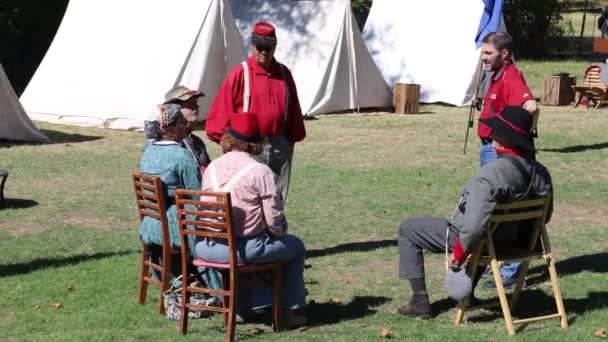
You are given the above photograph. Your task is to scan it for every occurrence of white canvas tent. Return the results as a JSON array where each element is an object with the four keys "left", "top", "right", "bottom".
[
  {"left": 20, "top": 0, "right": 246, "bottom": 130},
  {"left": 230, "top": 0, "right": 392, "bottom": 116},
  {"left": 0, "top": 63, "right": 49, "bottom": 143},
  {"left": 363, "top": 0, "right": 494, "bottom": 106}
]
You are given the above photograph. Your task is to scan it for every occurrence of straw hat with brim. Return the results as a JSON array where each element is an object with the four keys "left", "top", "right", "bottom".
[
  {"left": 445, "top": 267, "right": 473, "bottom": 302},
  {"left": 479, "top": 106, "right": 534, "bottom": 152},
  {"left": 163, "top": 85, "right": 205, "bottom": 104}
]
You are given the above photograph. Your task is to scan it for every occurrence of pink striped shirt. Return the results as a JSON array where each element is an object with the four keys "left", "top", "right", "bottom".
[{"left": 202, "top": 151, "right": 287, "bottom": 237}]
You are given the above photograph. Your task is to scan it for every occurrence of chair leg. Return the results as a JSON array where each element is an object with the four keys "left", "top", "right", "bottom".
[
  {"left": 226, "top": 271, "right": 237, "bottom": 342},
  {"left": 547, "top": 256, "right": 568, "bottom": 328},
  {"left": 491, "top": 259, "right": 516, "bottom": 336},
  {"left": 139, "top": 241, "right": 149, "bottom": 305},
  {"left": 573, "top": 92, "right": 583, "bottom": 108},
  {"left": 509, "top": 261, "right": 530, "bottom": 312},
  {"left": 179, "top": 282, "right": 189, "bottom": 335},
  {"left": 159, "top": 252, "right": 171, "bottom": 314},
  {"left": 453, "top": 248, "right": 483, "bottom": 325},
  {"left": 271, "top": 266, "right": 283, "bottom": 332}
]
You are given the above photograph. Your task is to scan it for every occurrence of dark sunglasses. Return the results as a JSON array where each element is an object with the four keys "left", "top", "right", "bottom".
[{"left": 255, "top": 44, "right": 274, "bottom": 52}]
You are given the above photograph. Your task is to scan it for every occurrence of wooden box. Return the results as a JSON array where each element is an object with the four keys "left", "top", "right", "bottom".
[
  {"left": 393, "top": 83, "right": 420, "bottom": 114},
  {"left": 540, "top": 75, "right": 576, "bottom": 106}
]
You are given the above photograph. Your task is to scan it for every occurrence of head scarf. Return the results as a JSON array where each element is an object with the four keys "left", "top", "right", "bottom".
[{"left": 144, "top": 103, "right": 182, "bottom": 141}]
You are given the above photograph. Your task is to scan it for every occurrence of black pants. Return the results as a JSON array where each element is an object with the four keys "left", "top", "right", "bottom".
[{"left": 398, "top": 217, "right": 458, "bottom": 280}]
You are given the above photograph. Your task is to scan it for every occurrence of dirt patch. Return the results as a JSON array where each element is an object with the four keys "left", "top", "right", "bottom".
[
  {"left": 549, "top": 204, "right": 608, "bottom": 235},
  {"left": 0, "top": 221, "right": 48, "bottom": 236},
  {"left": 0, "top": 213, "right": 133, "bottom": 237},
  {"left": 58, "top": 213, "right": 133, "bottom": 230}
]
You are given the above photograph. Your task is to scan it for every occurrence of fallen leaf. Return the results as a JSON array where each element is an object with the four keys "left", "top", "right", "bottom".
[
  {"left": 379, "top": 328, "right": 393, "bottom": 338},
  {"left": 50, "top": 303, "right": 62, "bottom": 309},
  {"left": 33, "top": 304, "right": 40, "bottom": 310},
  {"left": 329, "top": 297, "right": 342, "bottom": 304},
  {"left": 594, "top": 328, "right": 607, "bottom": 338},
  {"left": 249, "top": 328, "right": 264, "bottom": 335},
  {"left": 64, "top": 284, "right": 74, "bottom": 292}
]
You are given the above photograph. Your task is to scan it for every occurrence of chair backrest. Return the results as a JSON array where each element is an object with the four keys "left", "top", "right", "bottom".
[
  {"left": 485, "top": 194, "right": 552, "bottom": 252},
  {"left": 174, "top": 189, "right": 237, "bottom": 267},
  {"left": 132, "top": 171, "right": 170, "bottom": 248},
  {"left": 583, "top": 65, "right": 606, "bottom": 88}
]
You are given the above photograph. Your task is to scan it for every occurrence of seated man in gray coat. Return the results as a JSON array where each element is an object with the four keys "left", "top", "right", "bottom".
[{"left": 396, "top": 106, "right": 553, "bottom": 318}]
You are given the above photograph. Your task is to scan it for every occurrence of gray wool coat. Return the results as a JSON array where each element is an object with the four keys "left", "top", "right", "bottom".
[{"left": 448, "top": 155, "right": 553, "bottom": 252}]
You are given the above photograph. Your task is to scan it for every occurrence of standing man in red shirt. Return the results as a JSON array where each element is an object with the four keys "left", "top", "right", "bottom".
[
  {"left": 478, "top": 32, "right": 536, "bottom": 166},
  {"left": 477, "top": 31, "right": 537, "bottom": 288},
  {"left": 206, "top": 22, "right": 306, "bottom": 203}
]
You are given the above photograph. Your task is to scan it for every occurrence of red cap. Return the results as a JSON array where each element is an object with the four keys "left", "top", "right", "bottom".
[
  {"left": 251, "top": 21, "right": 277, "bottom": 45},
  {"left": 227, "top": 113, "right": 261, "bottom": 142}
]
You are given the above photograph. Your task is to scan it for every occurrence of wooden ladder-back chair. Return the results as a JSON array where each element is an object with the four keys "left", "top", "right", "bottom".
[
  {"left": 453, "top": 194, "right": 567, "bottom": 336},
  {"left": 132, "top": 171, "right": 180, "bottom": 314},
  {"left": 175, "top": 189, "right": 283, "bottom": 341},
  {"left": 572, "top": 65, "right": 608, "bottom": 108}
]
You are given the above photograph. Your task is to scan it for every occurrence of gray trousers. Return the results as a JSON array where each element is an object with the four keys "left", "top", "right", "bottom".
[
  {"left": 253, "top": 133, "right": 293, "bottom": 204},
  {"left": 398, "top": 217, "right": 458, "bottom": 280}
]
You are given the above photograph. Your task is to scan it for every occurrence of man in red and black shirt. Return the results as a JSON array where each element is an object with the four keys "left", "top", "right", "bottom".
[
  {"left": 206, "top": 22, "right": 306, "bottom": 203},
  {"left": 477, "top": 32, "right": 537, "bottom": 288},
  {"left": 478, "top": 32, "right": 536, "bottom": 166}
]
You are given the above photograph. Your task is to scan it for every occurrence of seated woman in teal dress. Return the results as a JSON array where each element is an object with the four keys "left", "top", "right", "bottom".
[
  {"left": 139, "top": 89, "right": 203, "bottom": 250},
  {"left": 139, "top": 87, "right": 225, "bottom": 290}
]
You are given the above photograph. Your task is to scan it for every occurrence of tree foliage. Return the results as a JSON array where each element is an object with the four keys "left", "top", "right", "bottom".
[{"left": 501, "top": 0, "right": 567, "bottom": 56}]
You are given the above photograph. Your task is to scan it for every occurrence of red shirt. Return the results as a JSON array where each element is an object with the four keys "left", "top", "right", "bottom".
[
  {"left": 478, "top": 60, "right": 534, "bottom": 139},
  {"left": 205, "top": 56, "right": 306, "bottom": 144}
]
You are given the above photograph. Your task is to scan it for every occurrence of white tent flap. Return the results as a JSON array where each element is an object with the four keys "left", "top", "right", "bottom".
[
  {"left": 20, "top": 0, "right": 245, "bottom": 130},
  {"left": 363, "top": 0, "right": 486, "bottom": 106},
  {"left": 0, "top": 63, "right": 49, "bottom": 143}
]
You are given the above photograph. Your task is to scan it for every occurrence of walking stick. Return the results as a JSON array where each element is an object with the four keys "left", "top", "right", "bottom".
[{"left": 463, "top": 56, "right": 484, "bottom": 154}]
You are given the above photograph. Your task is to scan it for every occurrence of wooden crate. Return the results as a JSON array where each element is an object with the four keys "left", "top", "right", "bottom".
[
  {"left": 541, "top": 75, "right": 576, "bottom": 106},
  {"left": 393, "top": 83, "right": 420, "bottom": 114}
]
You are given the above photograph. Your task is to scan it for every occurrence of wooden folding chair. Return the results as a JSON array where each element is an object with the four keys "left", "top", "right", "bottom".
[
  {"left": 132, "top": 171, "right": 180, "bottom": 314},
  {"left": 572, "top": 65, "right": 608, "bottom": 109},
  {"left": 175, "top": 189, "right": 283, "bottom": 342},
  {"left": 453, "top": 194, "right": 567, "bottom": 336}
]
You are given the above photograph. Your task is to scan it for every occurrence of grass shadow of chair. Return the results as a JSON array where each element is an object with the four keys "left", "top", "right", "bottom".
[
  {"left": 306, "top": 239, "right": 397, "bottom": 259},
  {"left": 463, "top": 289, "right": 608, "bottom": 333},
  {"left": 304, "top": 295, "right": 392, "bottom": 327}
]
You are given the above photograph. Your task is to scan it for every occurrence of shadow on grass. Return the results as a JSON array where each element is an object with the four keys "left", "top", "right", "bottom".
[
  {"left": 464, "top": 290, "right": 608, "bottom": 331},
  {"left": 539, "top": 142, "right": 608, "bottom": 153},
  {"left": 304, "top": 296, "right": 392, "bottom": 327},
  {"left": 525, "top": 252, "right": 608, "bottom": 286},
  {"left": 432, "top": 253, "right": 608, "bottom": 327},
  {"left": 306, "top": 239, "right": 397, "bottom": 259},
  {"left": 0, "top": 250, "right": 138, "bottom": 277},
  {"left": 41, "top": 129, "right": 104, "bottom": 144},
  {"left": 0, "top": 198, "right": 39, "bottom": 209}
]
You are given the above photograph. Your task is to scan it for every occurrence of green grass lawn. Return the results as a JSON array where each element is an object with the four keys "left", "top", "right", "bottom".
[{"left": 1, "top": 61, "right": 608, "bottom": 341}]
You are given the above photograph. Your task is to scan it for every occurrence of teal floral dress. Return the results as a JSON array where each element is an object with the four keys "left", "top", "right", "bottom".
[
  {"left": 139, "top": 141, "right": 221, "bottom": 290},
  {"left": 139, "top": 142, "right": 201, "bottom": 253}
]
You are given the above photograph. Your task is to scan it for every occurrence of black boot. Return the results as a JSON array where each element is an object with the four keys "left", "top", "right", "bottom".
[{"left": 397, "top": 293, "right": 431, "bottom": 319}]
